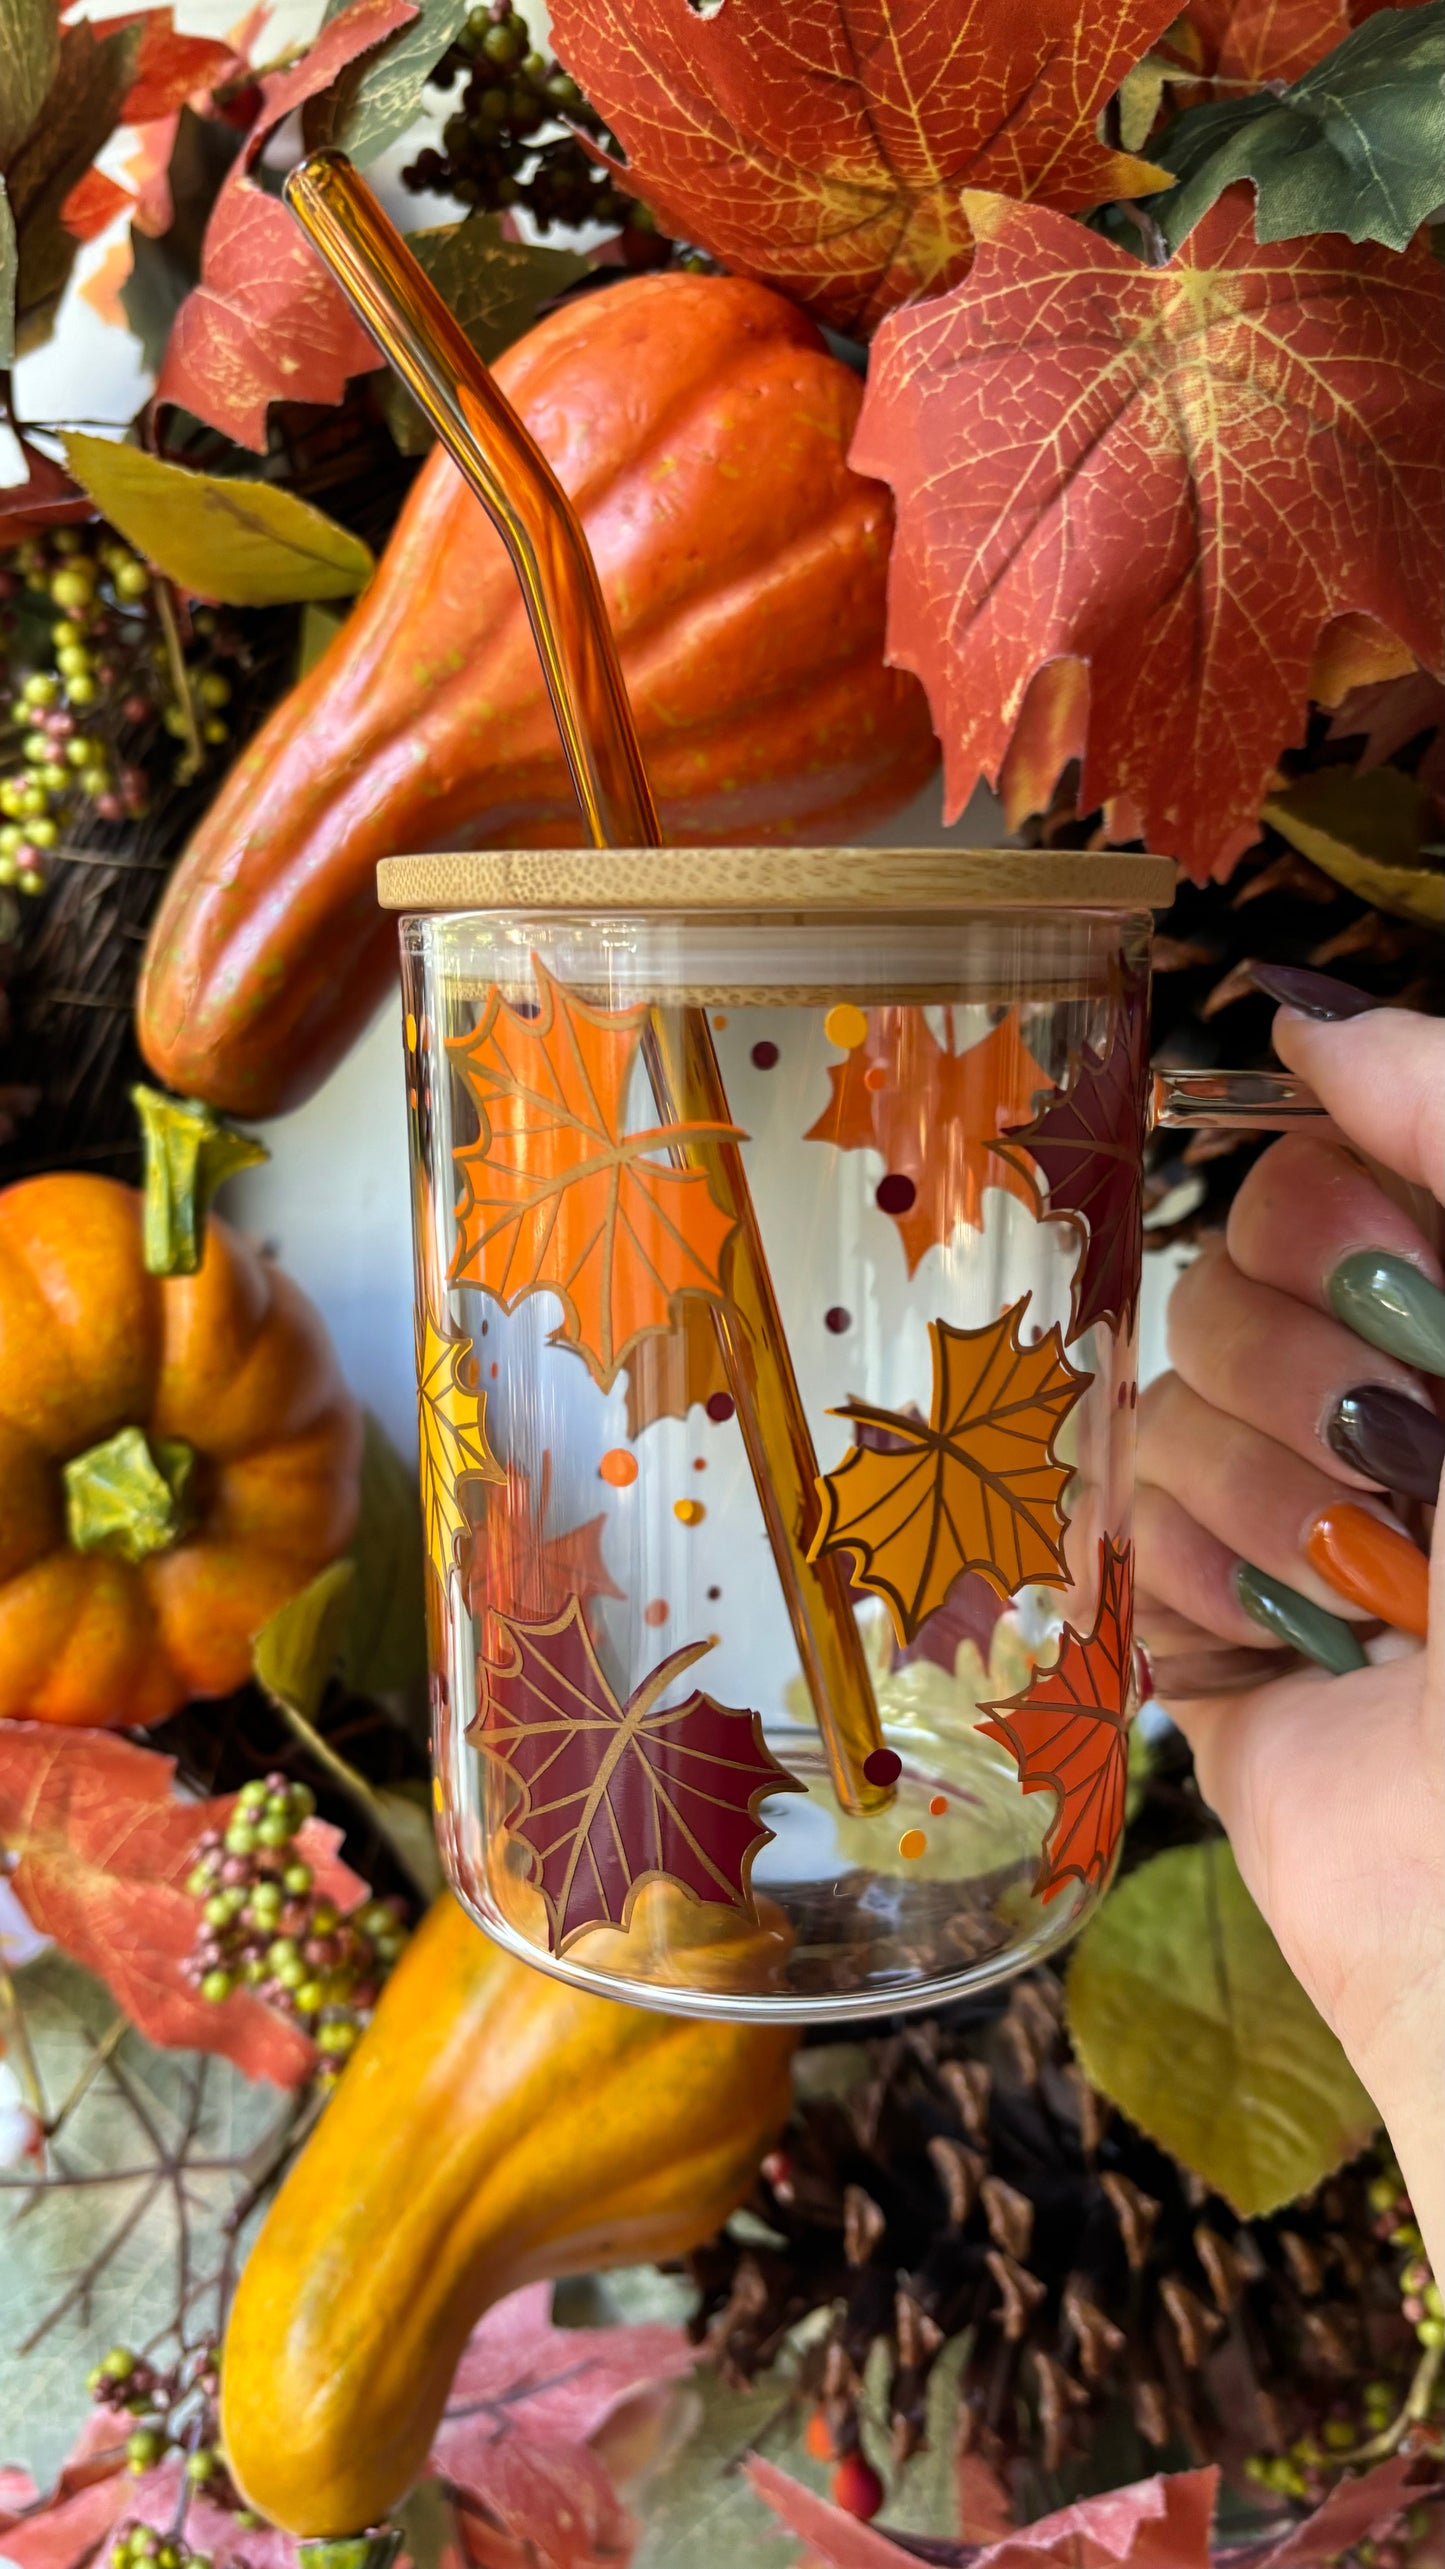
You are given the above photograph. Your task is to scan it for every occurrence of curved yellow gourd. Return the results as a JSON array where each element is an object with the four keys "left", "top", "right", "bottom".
[{"left": 220, "top": 1893, "right": 796, "bottom": 2535}]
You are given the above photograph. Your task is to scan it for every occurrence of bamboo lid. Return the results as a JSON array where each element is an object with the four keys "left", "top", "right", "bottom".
[{"left": 376, "top": 847, "right": 1178, "bottom": 914}]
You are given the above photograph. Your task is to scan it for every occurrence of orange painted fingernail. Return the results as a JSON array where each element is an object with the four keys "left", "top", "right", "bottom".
[{"left": 1304, "top": 1503, "right": 1430, "bottom": 1641}]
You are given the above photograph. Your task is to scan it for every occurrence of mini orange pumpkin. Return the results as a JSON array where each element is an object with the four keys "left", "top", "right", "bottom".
[{"left": 0, "top": 1174, "right": 361, "bottom": 1727}]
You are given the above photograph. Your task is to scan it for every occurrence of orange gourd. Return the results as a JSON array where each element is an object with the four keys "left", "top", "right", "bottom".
[
  {"left": 221, "top": 1891, "right": 797, "bottom": 2536},
  {"left": 0, "top": 1174, "right": 361, "bottom": 1726},
  {"left": 137, "top": 269, "right": 938, "bottom": 1118}
]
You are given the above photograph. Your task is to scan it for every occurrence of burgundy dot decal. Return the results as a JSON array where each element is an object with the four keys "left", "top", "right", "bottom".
[
  {"left": 706, "top": 1584, "right": 722, "bottom": 1601},
  {"left": 824, "top": 1305, "right": 851, "bottom": 1335},
  {"left": 875, "top": 1173, "right": 916, "bottom": 1216},
  {"left": 705, "top": 1391, "right": 736, "bottom": 1423},
  {"left": 750, "top": 1040, "right": 779, "bottom": 1070},
  {"left": 863, "top": 1747, "right": 902, "bottom": 1787}
]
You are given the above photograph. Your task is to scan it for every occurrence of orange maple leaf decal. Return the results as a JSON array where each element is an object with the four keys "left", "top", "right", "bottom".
[
  {"left": 978, "top": 1535, "right": 1134, "bottom": 1901},
  {"left": 474, "top": 1600, "right": 800, "bottom": 1953},
  {"left": 466, "top": 1456, "right": 624, "bottom": 1661},
  {"left": 621, "top": 1296, "right": 731, "bottom": 1442},
  {"left": 805, "top": 1007, "right": 1052, "bottom": 1276},
  {"left": 450, "top": 958, "right": 741, "bottom": 1392},
  {"left": 852, "top": 188, "right": 1445, "bottom": 881},
  {"left": 810, "top": 1295, "right": 1091, "bottom": 1642},
  {"left": 550, "top": 0, "right": 1176, "bottom": 337}
]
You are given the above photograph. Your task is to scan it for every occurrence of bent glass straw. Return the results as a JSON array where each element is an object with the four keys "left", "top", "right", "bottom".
[{"left": 284, "top": 149, "right": 889, "bottom": 1816}]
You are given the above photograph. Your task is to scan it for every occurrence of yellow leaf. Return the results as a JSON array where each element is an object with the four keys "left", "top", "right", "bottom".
[
  {"left": 417, "top": 1314, "right": 505, "bottom": 1592},
  {"left": 61, "top": 432, "right": 374, "bottom": 606}
]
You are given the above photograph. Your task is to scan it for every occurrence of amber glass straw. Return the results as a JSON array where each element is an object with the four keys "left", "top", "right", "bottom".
[{"left": 284, "top": 150, "right": 887, "bottom": 1815}]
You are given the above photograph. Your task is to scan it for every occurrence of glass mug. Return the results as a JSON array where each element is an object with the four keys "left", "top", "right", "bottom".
[{"left": 384, "top": 847, "right": 1319, "bottom": 2022}]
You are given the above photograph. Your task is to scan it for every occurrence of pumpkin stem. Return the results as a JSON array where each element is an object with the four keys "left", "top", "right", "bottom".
[
  {"left": 132, "top": 1082, "right": 268, "bottom": 1276},
  {"left": 64, "top": 1426, "right": 197, "bottom": 1564}
]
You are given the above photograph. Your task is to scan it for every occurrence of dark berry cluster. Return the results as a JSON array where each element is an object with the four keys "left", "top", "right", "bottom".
[
  {"left": 87, "top": 2340, "right": 248, "bottom": 2545},
  {"left": 403, "top": 0, "right": 657, "bottom": 241},
  {"left": 185, "top": 1774, "right": 407, "bottom": 2077},
  {"left": 0, "top": 524, "right": 241, "bottom": 899}
]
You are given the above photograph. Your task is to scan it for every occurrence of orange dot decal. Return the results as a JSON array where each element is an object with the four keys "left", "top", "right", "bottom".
[
  {"left": 899, "top": 1828, "right": 927, "bottom": 1859},
  {"left": 643, "top": 1598, "right": 669, "bottom": 1627},
  {"left": 674, "top": 1498, "right": 705, "bottom": 1527},
  {"left": 405, "top": 1013, "right": 418, "bottom": 1051},
  {"left": 825, "top": 1002, "right": 869, "bottom": 1050},
  {"left": 929, "top": 1794, "right": 948, "bottom": 1817},
  {"left": 599, "top": 1448, "right": 638, "bottom": 1488}
]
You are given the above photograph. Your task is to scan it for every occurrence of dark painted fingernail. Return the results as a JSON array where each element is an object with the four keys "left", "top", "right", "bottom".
[
  {"left": 1234, "top": 1563, "right": 1369, "bottom": 1673},
  {"left": 1328, "top": 1384, "right": 1445, "bottom": 1502},
  {"left": 1248, "top": 963, "right": 1378, "bottom": 1021},
  {"left": 1327, "top": 1251, "right": 1445, "bottom": 1379}
]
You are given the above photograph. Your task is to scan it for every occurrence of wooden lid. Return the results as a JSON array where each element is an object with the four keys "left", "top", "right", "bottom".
[{"left": 376, "top": 847, "right": 1179, "bottom": 914}]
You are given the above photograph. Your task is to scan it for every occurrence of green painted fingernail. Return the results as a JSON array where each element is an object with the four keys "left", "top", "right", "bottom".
[
  {"left": 1327, "top": 1251, "right": 1445, "bottom": 1378},
  {"left": 1234, "top": 1563, "right": 1369, "bottom": 1674}
]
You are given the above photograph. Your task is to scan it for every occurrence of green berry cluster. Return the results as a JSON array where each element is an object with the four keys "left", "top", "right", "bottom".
[
  {"left": 403, "top": 0, "right": 659, "bottom": 242},
  {"left": 0, "top": 523, "right": 240, "bottom": 900},
  {"left": 85, "top": 2339, "right": 242, "bottom": 2538},
  {"left": 185, "top": 1772, "right": 407, "bottom": 2078}
]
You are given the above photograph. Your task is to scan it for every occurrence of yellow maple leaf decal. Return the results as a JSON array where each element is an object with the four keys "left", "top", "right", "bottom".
[
  {"left": 809, "top": 1295, "right": 1091, "bottom": 1642},
  {"left": 417, "top": 1313, "right": 505, "bottom": 1591}
]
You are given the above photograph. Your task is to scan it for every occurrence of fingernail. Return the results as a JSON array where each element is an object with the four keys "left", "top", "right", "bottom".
[
  {"left": 1304, "top": 1504, "right": 1430, "bottom": 1642},
  {"left": 1327, "top": 1384, "right": 1445, "bottom": 1502},
  {"left": 1327, "top": 1252, "right": 1445, "bottom": 1378},
  {"left": 1248, "top": 963, "right": 1378, "bottom": 1021},
  {"left": 1234, "top": 1563, "right": 1369, "bottom": 1673}
]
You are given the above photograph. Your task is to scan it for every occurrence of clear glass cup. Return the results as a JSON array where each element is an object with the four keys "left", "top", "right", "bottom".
[{"left": 387, "top": 847, "right": 1319, "bottom": 2021}]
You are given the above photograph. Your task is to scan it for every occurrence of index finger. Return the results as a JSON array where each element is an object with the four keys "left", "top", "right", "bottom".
[{"left": 1274, "top": 1011, "right": 1445, "bottom": 1202}]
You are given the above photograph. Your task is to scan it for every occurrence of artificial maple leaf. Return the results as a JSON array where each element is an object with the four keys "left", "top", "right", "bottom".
[
  {"left": 1167, "top": 0, "right": 1350, "bottom": 90},
  {"left": 0, "top": 1725, "right": 365, "bottom": 2086},
  {"left": 852, "top": 186, "right": 1445, "bottom": 882},
  {"left": 155, "top": 0, "right": 416, "bottom": 449},
  {"left": 804, "top": 1008, "right": 1052, "bottom": 1275},
  {"left": 473, "top": 1598, "right": 799, "bottom": 1953},
  {"left": 978, "top": 1534, "right": 1134, "bottom": 1903},
  {"left": 417, "top": 1312, "right": 505, "bottom": 1593},
  {"left": 621, "top": 1294, "right": 729, "bottom": 1441},
  {"left": 120, "top": 14, "right": 241, "bottom": 123},
  {"left": 994, "top": 979, "right": 1150, "bottom": 1344},
  {"left": 550, "top": 0, "right": 1176, "bottom": 339},
  {"left": 428, "top": 2282, "right": 694, "bottom": 2569},
  {"left": 746, "top": 2453, "right": 1219, "bottom": 2567},
  {"left": 464, "top": 1456, "right": 623, "bottom": 1660},
  {"left": 450, "top": 958, "right": 740, "bottom": 1393},
  {"left": 0, "top": 2421, "right": 303, "bottom": 2569},
  {"left": 809, "top": 1296, "right": 1091, "bottom": 1643}
]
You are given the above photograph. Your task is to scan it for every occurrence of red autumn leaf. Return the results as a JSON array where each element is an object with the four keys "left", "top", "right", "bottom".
[
  {"left": 0, "top": 445, "right": 93, "bottom": 547},
  {"left": 995, "top": 978, "right": 1150, "bottom": 1344},
  {"left": 804, "top": 1008, "right": 1052, "bottom": 1277},
  {"left": 978, "top": 1534, "right": 1134, "bottom": 1903},
  {"left": 155, "top": 0, "right": 417, "bottom": 449},
  {"left": 429, "top": 2281, "right": 695, "bottom": 2569},
  {"left": 1250, "top": 2453, "right": 1441, "bottom": 2565},
  {"left": 121, "top": 15, "right": 240, "bottom": 122},
  {"left": 465, "top": 1456, "right": 624, "bottom": 1659},
  {"left": 59, "top": 167, "right": 132, "bottom": 244},
  {"left": 744, "top": 2453, "right": 1219, "bottom": 2566},
  {"left": 852, "top": 187, "right": 1445, "bottom": 883},
  {"left": 473, "top": 1597, "right": 799, "bottom": 1953},
  {"left": 0, "top": 2425, "right": 306, "bottom": 2569},
  {"left": 550, "top": 0, "right": 1177, "bottom": 338},
  {"left": 0, "top": 1724, "right": 366, "bottom": 2086},
  {"left": 1166, "top": 0, "right": 1351, "bottom": 89}
]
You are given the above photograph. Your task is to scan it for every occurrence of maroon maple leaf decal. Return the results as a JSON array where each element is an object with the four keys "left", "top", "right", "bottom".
[
  {"left": 995, "top": 978, "right": 1149, "bottom": 1342},
  {"left": 473, "top": 1599, "right": 800, "bottom": 1953},
  {"left": 978, "top": 1535, "right": 1134, "bottom": 1903}
]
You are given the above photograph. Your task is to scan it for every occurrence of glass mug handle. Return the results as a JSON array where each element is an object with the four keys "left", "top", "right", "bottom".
[{"left": 1150, "top": 1065, "right": 1326, "bottom": 1131}]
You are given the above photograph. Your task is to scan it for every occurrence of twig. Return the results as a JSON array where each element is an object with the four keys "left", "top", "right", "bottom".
[
  {"left": 154, "top": 578, "right": 204, "bottom": 778},
  {"left": 19, "top": 2174, "right": 165, "bottom": 2353},
  {"left": 0, "top": 1957, "right": 47, "bottom": 2120},
  {"left": 44, "top": 2011, "right": 130, "bottom": 2139}
]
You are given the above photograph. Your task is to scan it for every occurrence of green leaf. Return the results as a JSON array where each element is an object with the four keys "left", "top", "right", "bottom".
[
  {"left": 7, "top": 16, "right": 140, "bottom": 350},
  {"left": 1147, "top": 7, "right": 1445, "bottom": 253},
  {"left": 322, "top": 0, "right": 471, "bottom": 165},
  {"left": 379, "top": 215, "right": 590, "bottom": 454},
  {"left": 133, "top": 1083, "right": 269, "bottom": 1276},
  {"left": 298, "top": 598, "right": 349, "bottom": 678},
  {"left": 0, "top": 1951, "right": 280, "bottom": 2489},
  {"left": 1066, "top": 1839, "right": 1378, "bottom": 2216},
  {"left": 59, "top": 434, "right": 376, "bottom": 607},
  {"left": 0, "top": 0, "right": 60, "bottom": 167},
  {"left": 343, "top": 1411, "right": 427, "bottom": 1698},
  {"left": 254, "top": 1558, "right": 358, "bottom": 1728},
  {"left": 1264, "top": 765, "right": 1445, "bottom": 928}
]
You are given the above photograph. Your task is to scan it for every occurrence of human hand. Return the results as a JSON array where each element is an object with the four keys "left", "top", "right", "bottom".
[{"left": 1136, "top": 989, "right": 1443, "bottom": 2276}]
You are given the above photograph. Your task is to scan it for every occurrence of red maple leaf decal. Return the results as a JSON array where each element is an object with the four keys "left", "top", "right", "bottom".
[
  {"left": 995, "top": 978, "right": 1150, "bottom": 1343},
  {"left": 804, "top": 1008, "right": 1052, "bottom": 1276},
  {"left": 155, "top": 0, "right": 416, "bottom": 449},
  {"left": 0, "top": 1724, "right": 365, "bottom": 2086},
  {"left": 550, "top": 0, "right": 1177, "bottom": 338},
  {"left": 473, "top": 1600, "right": 799, "bottom": 1954},
  {"left": 978, "top": 1535, "right": 1134, "bottom": 1904},
  {"left": 852, "top": 187, "right": 1445, "bottom": 882}
]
